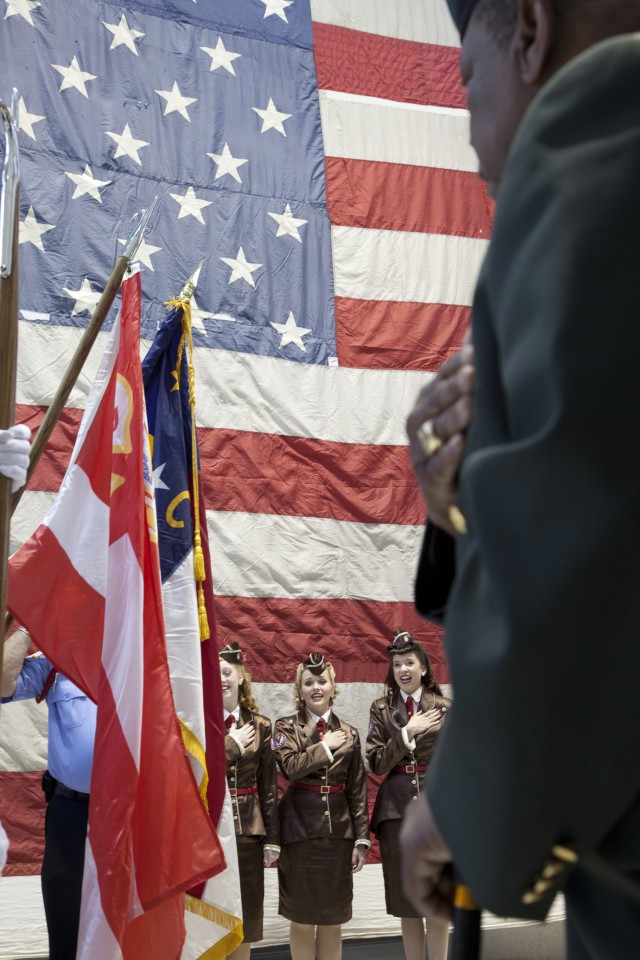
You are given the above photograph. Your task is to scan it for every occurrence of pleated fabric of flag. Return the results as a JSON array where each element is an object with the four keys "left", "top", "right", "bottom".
[{"left": 0, "top": 0, "right": 491, "bottom": 951}]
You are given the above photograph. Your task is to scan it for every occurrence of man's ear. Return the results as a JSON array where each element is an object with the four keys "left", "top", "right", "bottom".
[{"left": 514, "top": 0, "right": 555, "bottom": 84}]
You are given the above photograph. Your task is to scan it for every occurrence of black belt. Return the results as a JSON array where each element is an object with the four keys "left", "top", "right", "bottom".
[{"left": 53, "top": 781, "right": 90, "bottom": 803}]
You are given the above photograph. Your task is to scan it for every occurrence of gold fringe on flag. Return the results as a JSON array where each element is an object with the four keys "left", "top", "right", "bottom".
[
  {"left": 179, "top": 717, "right": 209, "bottom": 810},
  {"left": 185, "top": 894, "right": 244, "bottom": 960},
  {"left": 166, "top": 294, "right": 210, "bottom": 641}
]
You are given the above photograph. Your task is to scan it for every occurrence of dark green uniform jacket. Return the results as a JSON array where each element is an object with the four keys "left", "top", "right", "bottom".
[{"left": 417, "top": 34, "right": 640, "bottom": 920}]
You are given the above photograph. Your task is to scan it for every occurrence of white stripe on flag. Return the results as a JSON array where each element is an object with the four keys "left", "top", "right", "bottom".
[
  {"left": 16, "top": 322, "right": 432, "bottom": 446},
  {"left": 102, "top": 534, "right": 145, "bottom": 768},
  {"left": 77, "top": 842, "right": 124, "bottom": 960},
  {"left": 163, "top": 549, "right": 207, "bottom": 762},
  {"left": 207, "top": 510, "right": 423, "bottom": 602},
  {"left": 12, "top": 494, "right": 423, "bottom": 604},
  {"left": 319, "top": 89, "right": 476, "bottom": 171},
  {"left": 331, "top": 224, "right": 488, "bottom": 306},
  {"left": 44, "top": 465, "right": 109, "bottom": 597},
  {"left": 310, "top": 0, "right": 459, "bottom": 46}
]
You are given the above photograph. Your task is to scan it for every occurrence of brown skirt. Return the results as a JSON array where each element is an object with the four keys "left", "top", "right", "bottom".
[
  {"left": 379, "top": 818, "right": 423, "bottom": 918},
  {"left": 237, "top": 836, "right": 265, "bottom": 942},
  {"left": 278, "top": 838, "right": 354, "bottom": 925}
]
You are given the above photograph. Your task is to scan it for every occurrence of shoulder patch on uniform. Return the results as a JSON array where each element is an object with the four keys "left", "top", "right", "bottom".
[
  {"left": 368, "top": 719, "right": 375, "bottom": 735},
  {"left": 272, "top": 733, "right": 286, "bottom": 750}
]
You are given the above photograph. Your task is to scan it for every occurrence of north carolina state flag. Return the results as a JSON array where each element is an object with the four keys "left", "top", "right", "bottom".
[{"left": 8, "top": 270, "right": 224, "bottom": 960}]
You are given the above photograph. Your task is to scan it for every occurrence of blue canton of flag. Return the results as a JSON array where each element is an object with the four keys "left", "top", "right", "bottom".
[{"left": 3, "top": 0, "right": 336, "bottom": 363}]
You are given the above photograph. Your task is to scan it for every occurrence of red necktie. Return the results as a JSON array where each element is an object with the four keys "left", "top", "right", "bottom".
[
  {"left": 316, "top": 718, "right": 326, "bottom": 740},
  {"left": 225, "top": 714, "right": 236, "bottom": 731},
  {"left": 406, "top": 697, "right": 415, "bottom": 719}
]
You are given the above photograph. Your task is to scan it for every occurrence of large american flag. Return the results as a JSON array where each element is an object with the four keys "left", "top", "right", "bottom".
[{"left": 0, "top": 0, "right": 490, "bottom": 951}]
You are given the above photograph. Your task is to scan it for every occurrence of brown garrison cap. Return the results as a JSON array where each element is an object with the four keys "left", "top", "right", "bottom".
[{"left": 446, "top": 0, "right": 480, "bottom": 36}]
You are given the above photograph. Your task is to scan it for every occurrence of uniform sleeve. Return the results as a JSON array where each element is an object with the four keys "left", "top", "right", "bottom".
[
  {"left": 256, "top": 720, "right": 280, "bottom": 847},
  {"left": 5, "top": 655, "right": 52, "bottom": 702},
  {"left": 429, "top": 40, "right": 640, "bottom": 917},
  {"left": 273, "top": 718, "right": 329, "bottom": 780},
  {"left": 345, "top": 730, "right": 370, "bottom": 842},
  {"left": 366, "top": 700, "right": 406, "bottom": 775}
]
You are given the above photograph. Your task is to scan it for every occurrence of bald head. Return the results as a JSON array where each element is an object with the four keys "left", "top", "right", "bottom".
[
  {"left": 458, "top": 0, "right": 640, "bottom": 45},
  {"left": 453, "top": 0, "right": 640, "bottom": 198}
]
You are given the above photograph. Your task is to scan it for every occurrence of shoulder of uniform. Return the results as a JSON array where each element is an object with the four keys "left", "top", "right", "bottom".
[
  {"left": 350, "top": 726, "right": 359, "bottom": 738},
  {"left": 374, "top": 697, "right": 388, "bottom": 710},
  {"left": 275, "top": 714, "right": 295, "bottom": 726}
]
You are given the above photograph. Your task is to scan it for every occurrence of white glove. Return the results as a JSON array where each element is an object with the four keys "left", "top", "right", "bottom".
[{"left": 0, "top": 423, "right": 31, "bottom": 492}]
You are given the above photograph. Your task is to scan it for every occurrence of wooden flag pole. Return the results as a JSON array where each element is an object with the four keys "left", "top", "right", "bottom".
[{"left": 0, "top": 90, "right": 20, "bottom": 688}]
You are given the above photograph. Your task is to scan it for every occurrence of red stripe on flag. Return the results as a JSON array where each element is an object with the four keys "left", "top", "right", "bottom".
[
  {"left": 199, "top": 428, "right": 424, "bottom": 525},
  {"left": 214, "top": 596, "right": 448, "bottom": 684},
  {"left": 335, "top": 297, "right": 469, "bottom": 371},
  {"left": 313, "top": 22, "right": 465, "bottom": 109},
  {"left": 0, "top": 771, "right": 45, "bottom": 876},
  {"left": 18, "top": 406, "right": 425, "bottom": 526},
  {"left": 325, "top": 157, "right": 492, "bottom": 239}
]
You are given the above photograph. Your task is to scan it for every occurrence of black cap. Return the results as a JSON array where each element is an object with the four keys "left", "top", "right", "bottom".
[
  {"left": 219, "top": 641, "right": 243, "bottom": 664},
  {"left": 387, "top": 630, "right": 421, "bottom": 656},
  {"left": 446, "top": 0, "right": 478, "bottom": 36},
  {"left": 302, "top": 652, "right": 327, "bottom": 676}
]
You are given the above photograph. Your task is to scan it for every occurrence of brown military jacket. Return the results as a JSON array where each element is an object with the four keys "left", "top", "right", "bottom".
[
  {"left": 225, "top": 710, "right": 279, "bottom": 845},
  {"left": 273, "top": 709, "right": 369, "bottom": 846},
  {"left": 367, "top": 688, "right": 451, "bottom": 835}
]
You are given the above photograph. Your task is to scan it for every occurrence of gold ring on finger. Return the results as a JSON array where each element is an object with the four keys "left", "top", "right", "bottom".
[{"left": 417, "top": 419, "right": 443, "bottom": 457}]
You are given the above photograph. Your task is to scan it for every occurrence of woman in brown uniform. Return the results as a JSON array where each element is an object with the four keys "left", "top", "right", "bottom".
[
  {"left": 273, "top": 652, "right": 370, "bottom": 960},
  {"left": 367, "top": 631, "right": 451, "bottom": 960},
  {"left": 220, "top": 642, "right": 280, "bottom": 959}
]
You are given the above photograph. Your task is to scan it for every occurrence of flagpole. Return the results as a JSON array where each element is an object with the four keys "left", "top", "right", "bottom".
[
  {"left": 0, "top": 90, "right": 20, "bottom": 685},
  {"left": 10, "top": 195, "right": 159, "bottom": 514}
]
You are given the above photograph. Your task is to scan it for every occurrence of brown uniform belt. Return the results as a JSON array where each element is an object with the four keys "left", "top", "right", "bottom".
[
  {"left": 289, "top": 782, "right": 345, "bottom": 794},
  {"left": 229, "top": 786, "right": 257, "bottom": 796},
  {"left": 392, "top": 764, "right": 427, "bottom": 774}
]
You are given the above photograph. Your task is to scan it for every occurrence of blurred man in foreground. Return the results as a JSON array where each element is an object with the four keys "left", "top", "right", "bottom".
[{"left": 401, "top": 1, "right": 640, "bottom": 956}]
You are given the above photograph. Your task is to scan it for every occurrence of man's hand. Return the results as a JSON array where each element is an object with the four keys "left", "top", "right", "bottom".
[
  {"left": 406, "top": 343, "right": 474, "bottom": 536},
  {"left": 400, "top": 792, "right": 455, "bottom": 922}
]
